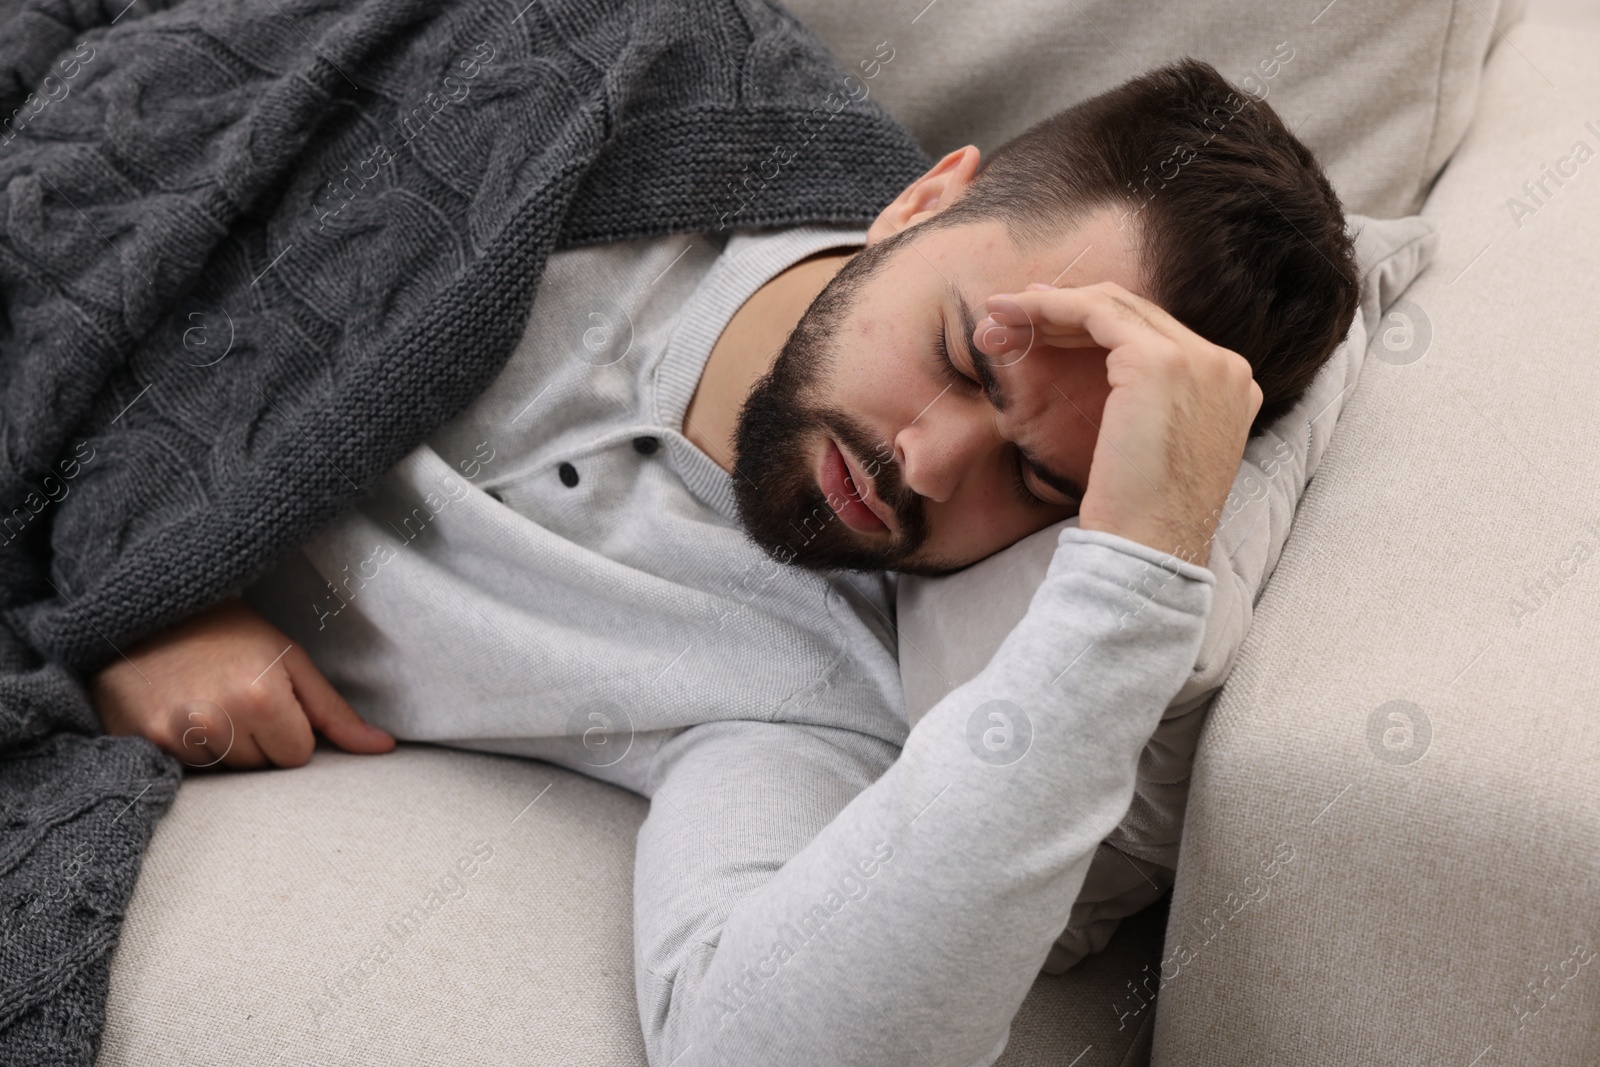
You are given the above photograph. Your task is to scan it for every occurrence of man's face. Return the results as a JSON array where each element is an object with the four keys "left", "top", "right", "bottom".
[{"left": 731, "top": 206, "right": 1145, "bottom": 578}]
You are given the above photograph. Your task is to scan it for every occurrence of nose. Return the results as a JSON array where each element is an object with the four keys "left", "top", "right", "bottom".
[{"left": 894, "top": 394, "right": 995, "bottom": 504}]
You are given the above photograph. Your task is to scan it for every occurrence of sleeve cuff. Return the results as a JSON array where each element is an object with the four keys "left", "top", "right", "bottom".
[{"left": 1055, "top": 524, "right": 1217, "bottom": 588}]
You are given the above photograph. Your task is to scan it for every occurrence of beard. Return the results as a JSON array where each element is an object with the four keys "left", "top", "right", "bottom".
[{"left": 730, "top": 237, "right": 960, "bottom": 577}]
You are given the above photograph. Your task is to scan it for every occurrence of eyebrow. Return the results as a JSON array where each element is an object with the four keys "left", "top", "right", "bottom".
[{"left": 947, "top": 279, "right": 1085, "bottom": 504}]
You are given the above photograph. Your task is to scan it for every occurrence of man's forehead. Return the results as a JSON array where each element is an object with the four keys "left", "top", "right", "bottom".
[{"left": 898, "top": 208, "right": 1145, "bottom": 298}]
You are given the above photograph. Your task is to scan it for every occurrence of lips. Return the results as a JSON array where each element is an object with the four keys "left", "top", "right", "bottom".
[{"left": 819, "top": 437, "right": 892, "bottom": 534}]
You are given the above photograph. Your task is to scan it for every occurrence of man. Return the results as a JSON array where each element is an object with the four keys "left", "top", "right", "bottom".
[{"left": 92, "top": 58, "right": 1354, "bottom": 1067}]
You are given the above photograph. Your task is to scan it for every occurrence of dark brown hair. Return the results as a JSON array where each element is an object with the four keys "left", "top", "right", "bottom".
[{"left": 907, "top": 57, "right": 1360, "bottom": 437}]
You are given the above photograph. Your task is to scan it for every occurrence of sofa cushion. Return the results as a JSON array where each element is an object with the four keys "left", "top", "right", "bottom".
[
  {"left": 100, "top": 744, "right": 1174, "bottom": 1066},
  {"left": 782, "top": 0, "right": 1525, "bottom": 218},
  {"left": 100, "top": 746, "right": 648, "bottom": 1065},
  {"left": 1149, "top": 21, "right": 1600, "bottom": 1066}
]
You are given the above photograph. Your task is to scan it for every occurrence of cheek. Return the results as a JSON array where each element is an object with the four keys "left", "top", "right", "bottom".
[
  {"left": 1075, "top": 353, "right": 1115, "bottom": 413},
  {"left": 834, "top": 329, "right": 925, "bottom": 413},
  {"left": 1050, "top": 360, "right": 1112, "bottom": 474},
  {"left": 819, "top": 346, "right": 861, "bottom": 411},
  {"left": 1062, "top": 412, "right": 1100, "bottom": 476},
  {"left": 922, "top": 483, "right": 1027, "bottom": 561}
]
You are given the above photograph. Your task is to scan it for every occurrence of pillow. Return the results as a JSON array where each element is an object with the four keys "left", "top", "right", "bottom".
[
  {"left": 893, "top": 211, "right": 1438, "bottom": 972},
  {"left": 782, "top": 0, "right": 1524, "bottom": 218}
]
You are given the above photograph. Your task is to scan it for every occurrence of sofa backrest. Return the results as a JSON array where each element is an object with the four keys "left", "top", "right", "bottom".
[{"left": 781, "top": 0, "right": 1527, "bottom": 217}]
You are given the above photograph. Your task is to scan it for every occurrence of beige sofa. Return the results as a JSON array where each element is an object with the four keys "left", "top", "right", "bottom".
[{"left": 98, "top": 1, "right": 1600, "bottom": 1065}]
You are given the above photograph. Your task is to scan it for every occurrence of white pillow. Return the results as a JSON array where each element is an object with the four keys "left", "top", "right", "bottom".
[{"left": 893, "top": 211, "right": 1438, "bottom": 972}]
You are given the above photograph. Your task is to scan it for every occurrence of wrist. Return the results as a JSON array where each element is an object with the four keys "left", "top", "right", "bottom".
[{"left": 1077, "top": 513, "right": 1216, "bottom": 568}]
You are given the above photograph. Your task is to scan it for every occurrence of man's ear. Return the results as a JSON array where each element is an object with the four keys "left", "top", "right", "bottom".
[{"left": 865, "top": 145, "right": 982, "bottom": 245}]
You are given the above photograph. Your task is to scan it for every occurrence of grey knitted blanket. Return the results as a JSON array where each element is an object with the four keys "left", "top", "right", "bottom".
[{"left": 0, "top": 0, "right": 930, "bottom": 1059}]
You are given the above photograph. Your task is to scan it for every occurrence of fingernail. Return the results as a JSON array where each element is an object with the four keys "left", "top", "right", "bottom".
[
  {"left": 975, "top": 318, "right": 1014, "bottom": 353},
  {"left": 987, "top": 295, "right": 1026, "bottom": 323}
]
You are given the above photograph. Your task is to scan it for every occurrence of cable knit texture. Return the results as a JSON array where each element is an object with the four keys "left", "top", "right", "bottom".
[{"left": 0, "top": 0, "right": 932, "bottom": 1059}]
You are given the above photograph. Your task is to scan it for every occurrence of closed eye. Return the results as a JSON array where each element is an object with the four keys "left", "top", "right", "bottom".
[
  {"left": 934, "top": 315, "right": 1075, "bottom": 511},
  {"left": 934, "top": 318, "right": 979, "bottom": 391}
]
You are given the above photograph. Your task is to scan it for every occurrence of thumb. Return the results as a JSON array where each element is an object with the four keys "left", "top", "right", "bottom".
[{"left": 284, "top": 646, "right": 396, "bottom": 754}]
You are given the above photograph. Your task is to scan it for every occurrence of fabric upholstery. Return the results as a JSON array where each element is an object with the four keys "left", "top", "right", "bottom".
[
  {"left": 1152, "top": 21, "right": 1600, "bottom": 1066},
  {"left": 781, "top": 0, "right": 1525, "bottom": 218},
  {"left": 99, "top": 745, "right": 1174, "bottom": 1067}
]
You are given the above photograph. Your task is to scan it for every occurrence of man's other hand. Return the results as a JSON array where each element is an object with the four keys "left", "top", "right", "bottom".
[
  {"left": 91, "top": 598, "right": 396, "bottom": 770},
  {"left": 979, "top": 280, "right": 1262, "bottom": 567}
]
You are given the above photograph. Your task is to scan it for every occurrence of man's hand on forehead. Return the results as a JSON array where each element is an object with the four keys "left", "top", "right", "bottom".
[
  {"left": 974, "top": 280, "right": 1262, "bottom": 567},
  {"left": 976, "top": 280, "right": 1182, "bottom": 357}
]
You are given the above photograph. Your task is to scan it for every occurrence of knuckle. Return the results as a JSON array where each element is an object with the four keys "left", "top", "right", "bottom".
[
  {"left": 1200, "top": 344, "right": 1248, "bottom": 383},
  {"left": 1084, "top": 284, "right": 1124, "bottom": 314},
  {"left": 165, "top": 703, "right": 202, "bottom": 744},
  {"left": 281, "top": 733, "right": 316, "bottom": 767},
  {"left": 1145, "top": 339, "right": 1183, "bottom": 370},
  {"left": 146, "top": 715, "right": 179, "bottom": 748},
  {"left": 178, "top": 708, "right": 224, "bottom": 748},
  {"left": 233, "top": 685, "right": 271, "bottom": 716},
  {"left": 1106, "top": 295, "right": 1142, "bottom": 323},
  {"left": 1224, "top": 347, "right": 1253, "bottom": 377}
]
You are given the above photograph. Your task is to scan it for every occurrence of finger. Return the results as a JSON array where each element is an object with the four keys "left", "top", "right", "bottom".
[
  {"left": 1077, "top": 281, "right": 1191, "bottom": 339},
  {"left": 218, "top": 733, "right": 270, "bottom": 772},
  {"left": 244, "top": 670, "right": 318, "bottom": 768},
  {"left": 979, "top": 314, "right": 1097, "bottom": 341},
  {"left": 987, "top": 285, "right": 1180, "bottom": 353},
  {"left": 286, "top": 646, "right": 395, "bottom": 754},
  {"left": 974, "top": 322, "right": 1103, "bottom": 356},
  {"left": 980, "top": 291, "right": 1096, "bottom": 336},
  {"left": 972, "top": 323, "right": 1104, "bottom": 374},
  {"left": 973, "top": 318, "right": 1108, "bottom": 366},
  {"left": 987, "top": 290, "right": 1152, "bottom": 351},
  {"left": 973, "top": 300, "right": 1099, "bottom": 356},
  {"left": 168, "top": 699, "right": 256, "bottom": 771}
]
